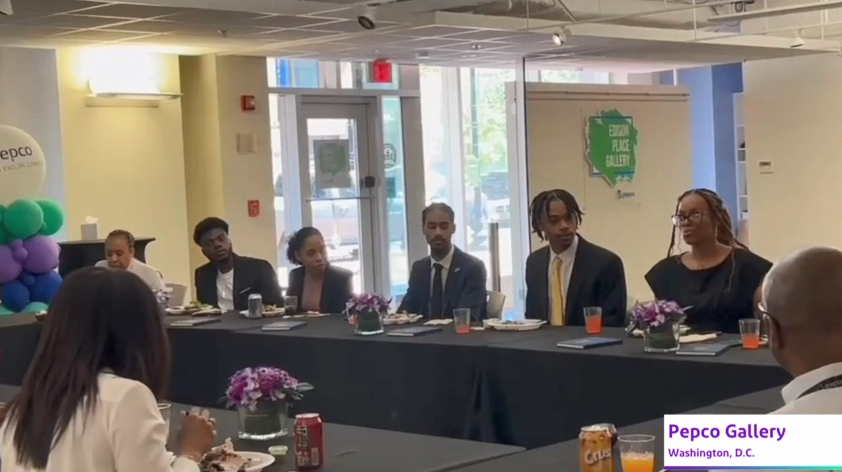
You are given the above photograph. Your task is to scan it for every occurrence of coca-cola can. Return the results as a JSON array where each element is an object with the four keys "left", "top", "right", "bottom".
[{"left": 294, "top": 413, "right": 324, "bottom": 470}]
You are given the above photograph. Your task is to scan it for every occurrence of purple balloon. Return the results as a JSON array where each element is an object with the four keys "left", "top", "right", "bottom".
[
  {"left": 0, "top": 245, "right": 22, "bottom": 283},
  {"left": 9, "top": 239, "right": 27, "bottom": 261},
  {"left": 22, "top": 236, "right": 60, "bottom": 274}
]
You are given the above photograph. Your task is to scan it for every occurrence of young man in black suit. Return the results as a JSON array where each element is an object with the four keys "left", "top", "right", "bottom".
[
  {"left": 398, "top": 203, "right": 488, "bottom": 320},
  {"left": 193, "top": 217, "right": 283, "bottom": 311},
  {"left": 525, "top": 190, "right": 627, "bottom": 326}
]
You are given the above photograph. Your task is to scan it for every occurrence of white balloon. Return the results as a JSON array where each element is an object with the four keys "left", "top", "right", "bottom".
[{"left": 0, "top": 126, "right": 46, "bottom": 205}]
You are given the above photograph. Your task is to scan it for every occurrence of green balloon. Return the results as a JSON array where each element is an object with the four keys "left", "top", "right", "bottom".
[
  {"left": 22, "top": 302, "right": 49, "bottom": 313},
  {"left": 36, "top": 199, "right": 64, "bottom": 236},
  {"left": 0, "top": 224, "right": 8, "bottom": 245},
  {"left": 0, "top": 305, "right": 14, "bottom": 316},
  {"left": 4, "top": 199, "right": 43, "bottom": 239}
]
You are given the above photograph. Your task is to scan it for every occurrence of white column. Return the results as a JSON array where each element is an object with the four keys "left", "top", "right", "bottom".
[{"left": 441, "top": 67, "right": 467, "bottom": 250}]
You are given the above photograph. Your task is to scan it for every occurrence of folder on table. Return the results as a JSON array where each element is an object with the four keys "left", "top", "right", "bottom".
[
  {"left": 676, "top": 343, "right": 734, "bottom": 357},
  {"left": 387, "top": 326, "right": 442, "bottom": 337},
  {"left": 262, "top": 321, "right": 307, "bottom": 331},
  {"left": 170, "top": 317, "right": 220, "bottom": 327},
  {"left": 556, "top": 337, "right": 622, "bottom": 350}
]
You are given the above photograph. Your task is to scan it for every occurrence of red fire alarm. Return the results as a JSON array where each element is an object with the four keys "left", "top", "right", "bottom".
[
  {"left": 241, "top": 95, "right": 256, "bottom": 112},
  {"left": 247, "top": 199, "right": 260, "bottom": 217}
]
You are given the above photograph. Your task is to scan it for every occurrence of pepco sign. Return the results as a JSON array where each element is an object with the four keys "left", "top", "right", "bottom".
[{"left": 0, "top": 146, "right": 33, "bottom": 162}]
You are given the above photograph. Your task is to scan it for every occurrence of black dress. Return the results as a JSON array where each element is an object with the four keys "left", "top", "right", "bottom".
[{"left": 644, "top": 249, "right": 772, "bottom": 333}]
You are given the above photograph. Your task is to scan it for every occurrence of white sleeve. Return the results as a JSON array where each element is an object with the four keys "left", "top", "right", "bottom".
[{"left": 108, "top": 382, "right": 199, "bottom": 472}]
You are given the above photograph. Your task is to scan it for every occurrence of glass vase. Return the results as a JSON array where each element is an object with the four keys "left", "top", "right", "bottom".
[
  {"left": 643, "top": 322, "right": 680, "bottom": 353},
  {"left": 355, "top": 308, "right": 384, "bottom": 335},
  {"left": 236, "top": 401, "right": 289, "bottom": 440}
]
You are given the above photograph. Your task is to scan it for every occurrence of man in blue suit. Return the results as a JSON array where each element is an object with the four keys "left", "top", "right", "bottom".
[{"left": 398, "top": 203, "right": 488, "bottom": 320}]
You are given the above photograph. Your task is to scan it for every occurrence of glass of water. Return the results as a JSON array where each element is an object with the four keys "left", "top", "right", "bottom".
[
  {"left": 284, "top": 296, "right": 298, "bottom": 314},
  {"left": 158, "top": 403, "right": 172, "bottom": 439}
]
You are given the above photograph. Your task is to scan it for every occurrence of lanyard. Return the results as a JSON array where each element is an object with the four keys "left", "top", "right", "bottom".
[{"left": 798, "top": 374, "right": 842, "bottom": 399}]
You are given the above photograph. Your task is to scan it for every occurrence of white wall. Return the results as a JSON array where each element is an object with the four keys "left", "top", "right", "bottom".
[
  {"left": 743, "top": 53, "right": 842, "bottom": 260},
  {"left": 56, "top": 48, "right": 191, "bottom": 289},
  {"left": 0, "top": 48, "right": 65, "bottom": 225},
  {"left": 525, "top": 83, "right": 691, "bottom": 298}
]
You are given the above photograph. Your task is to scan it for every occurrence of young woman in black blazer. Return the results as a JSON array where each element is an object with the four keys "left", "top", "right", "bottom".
[{"left": 285, "top": 227, "right": 354, "bottom": 314}]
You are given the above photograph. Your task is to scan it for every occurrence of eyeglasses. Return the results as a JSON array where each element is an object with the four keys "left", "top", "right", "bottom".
[{"left": 671, "top": 212, "right": 708, "bottom": 226}]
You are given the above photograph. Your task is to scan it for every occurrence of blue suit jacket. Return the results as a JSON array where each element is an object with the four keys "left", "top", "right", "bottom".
[{"left": 397, "top": 247, "right": 488, "bottom": 320}]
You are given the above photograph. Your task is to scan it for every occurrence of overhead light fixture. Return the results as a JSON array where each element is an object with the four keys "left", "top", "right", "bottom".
[
  {"left": 791, "top": 29, "right": 805, "bottom": 48},
  {"left": 551, "top": 28, "right": 568, "bottom": 46},
  {"left": 0, "top": 0, "right": 12, "bottom": 16},
  {"left": 357, "top": 5, "right": 376, "bottom": 30},
  {"left": 708, "top": 0, "right": 842, "bottom": 23}
]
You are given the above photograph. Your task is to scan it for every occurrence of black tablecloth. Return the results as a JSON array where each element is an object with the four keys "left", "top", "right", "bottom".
[
  {"left": 451, "top": 390, "right": 781, "bottom": 472},
  {"left": 0, "top": 384, "right": 522, "bottom": 472},
  {"left": 0, "top": 316, "right": 790, "bottom": 449}
]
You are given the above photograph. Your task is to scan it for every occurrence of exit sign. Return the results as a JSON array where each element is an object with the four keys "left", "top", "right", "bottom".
[{"left": 370, "top": 60, "right": 392, "bottom": 84}]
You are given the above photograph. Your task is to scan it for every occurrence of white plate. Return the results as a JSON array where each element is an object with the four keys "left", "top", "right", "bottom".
[
  {"left": 209, "top": 451, "right": 275, "bottom": 472},
  {"left": 383, "top": 314, "right": 423, "bottom": 325},
  {"left": 193, "top": 308, "right": 222, "bottom": 316},
  {"left": 239, "top": 309, "right": 285, "bottom": 317},
  {"left": 484, "top": 319, "right": 546, "bottom": 331}
]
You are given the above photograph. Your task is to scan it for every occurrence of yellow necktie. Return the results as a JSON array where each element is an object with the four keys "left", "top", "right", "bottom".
[{"left": 551, "top": 256, "right": 565, "bottom": 326}]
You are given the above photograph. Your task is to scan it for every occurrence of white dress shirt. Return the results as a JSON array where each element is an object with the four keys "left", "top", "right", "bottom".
[
  {"left": 96, "top": 259, "right": 165, "bottom": 292},
  {"left": 0, "top": 373, "right": 198, "bottom": 472},
  {"left": 429, "top": 246, "right": 456, "bottom": 296},
  {"left": 216, "top": 269, "right": 235, "bottom": 311},
  {"left": 547, "top": 235, "right": 578, "bottom": 315}
]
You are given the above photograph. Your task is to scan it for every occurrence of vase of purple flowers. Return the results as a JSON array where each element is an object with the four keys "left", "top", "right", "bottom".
[
  {"left": 225, "top": 367, "right": 311, "bottom": 440},
  {"left": 631, "top": 300, "right": 686, "bottom": 353},
  {"left": 348, "top": 293, "right": 390, "bottom": 335}
]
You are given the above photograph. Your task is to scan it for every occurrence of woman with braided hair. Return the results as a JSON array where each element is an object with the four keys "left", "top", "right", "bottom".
[{"left": 645, "top": 188, "right": 772, "bottom": 333}]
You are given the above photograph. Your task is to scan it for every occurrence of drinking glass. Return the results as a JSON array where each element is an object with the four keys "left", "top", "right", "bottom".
[
  {"left": 619, "top": 434, "right": 656, "bottom": 472},
  {"left": 739, "top": 318, "right": 761, "bottom": 350},
  {"left": 284, "top": 296, "right": 298, "bottom": 314},
  {"left": 453, "top": 308, "right": 471, "bottom": 335},
  {"left": 158, "top": 403, "right": 172, "bottom": 440},
  {"left": 584, "top": 307, "right": 603, "bottom": 335}
]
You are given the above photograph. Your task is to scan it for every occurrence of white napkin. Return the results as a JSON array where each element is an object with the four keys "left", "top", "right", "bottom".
[
  {"left": 424, "top": 319, "right": 453, "bottom": 326},
  {"left": 679, "top": 333, "right": 719, "bottom": 343}
]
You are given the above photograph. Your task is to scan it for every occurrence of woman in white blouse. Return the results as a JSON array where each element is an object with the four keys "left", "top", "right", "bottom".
[{"left": 0, "top": 267, "right": 215, "bottom": 472}]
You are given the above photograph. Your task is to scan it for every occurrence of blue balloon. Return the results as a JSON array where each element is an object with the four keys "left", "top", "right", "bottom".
[
  {"left": 22, "top": 301, "right": 48, "bottom": 313},
  {"left": 30, "top": 271, "right": 61, "bottom": 304},
  {"left": 0, "top": 280, "right": 29, "bottom": 312},
  {"left": 0, "top": 305, "right": 13, "bottom": 315}
]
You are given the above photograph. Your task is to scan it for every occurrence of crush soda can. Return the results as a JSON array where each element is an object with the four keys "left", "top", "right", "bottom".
[
  {"left": 247, "top": 294, "right": 263, "bottom": 319},
  {"left": 580, "top": 424, "right": 614, "bottom": 472},
  {"left": 294, "top": 413, "right": 324, "bottom": 470}
]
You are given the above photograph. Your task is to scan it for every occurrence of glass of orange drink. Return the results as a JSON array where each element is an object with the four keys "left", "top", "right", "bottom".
[
  {"left": 739, "top": 318, "right": 761, "bottom": 350},
  {"left": 619, "top": 434, "right": 656, "bottom": 472},
  {"left": 584, "top": 307, "right": 602, "bottom": 335}
]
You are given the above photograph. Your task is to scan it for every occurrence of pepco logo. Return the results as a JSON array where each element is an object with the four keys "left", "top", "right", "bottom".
[{"left": 0, "top": 146, "right": 33, "bottom": 162}]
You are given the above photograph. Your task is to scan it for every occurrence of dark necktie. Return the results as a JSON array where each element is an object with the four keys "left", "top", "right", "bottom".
[{"left": 431, "top": 263, "right": 444, "bottom": 319}]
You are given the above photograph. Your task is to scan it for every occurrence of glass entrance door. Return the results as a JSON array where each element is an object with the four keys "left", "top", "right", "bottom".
[{"left": 299, "top": 102, "right": 375, "bottom": 294}]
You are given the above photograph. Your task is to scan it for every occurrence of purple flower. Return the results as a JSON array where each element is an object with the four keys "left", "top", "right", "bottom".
[
  {"left": 348, "top": 293, "right": 391, "bottom": 314},
  {"left": 225, "top": 366, "right": 304, "bottom": 410},
  {"left": 631, "top": 299, "right": 685, "bottom": 329}
]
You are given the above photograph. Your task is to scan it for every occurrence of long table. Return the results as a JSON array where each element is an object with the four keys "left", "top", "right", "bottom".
[
  {"left": 451, "top": 387, "right": 784, "bottom": 472},
  {"left": 0, "top": 384, "right": 522, "bottom": 472},
  {"left": 0, "top": 314, "right": 790, "bottom": 449}
]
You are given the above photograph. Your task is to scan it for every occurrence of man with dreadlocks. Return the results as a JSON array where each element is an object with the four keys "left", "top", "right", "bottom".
[
  {"left": 524, "top": 189, "right": 627, "bottom": 327},
  {"left": 645, "top": 188, "right": 771, "bottom": 334}
]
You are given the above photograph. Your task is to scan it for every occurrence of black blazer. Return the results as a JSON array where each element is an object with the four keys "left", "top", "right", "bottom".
[
  {"left": 195, "top": 254, "right": 283, "bottom": 311},
  {"left": 286, "top": 265, "right": 354, "bottom": 314},
  {"left": 525, "top": 236, "right": 627, "bottom": 326},
  {"left": 397, "top": 247, "right": 487, "bottom": 320}
]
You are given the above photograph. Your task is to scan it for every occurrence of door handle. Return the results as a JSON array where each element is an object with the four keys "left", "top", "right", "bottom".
[{"left": 362, "top": 176, "right": 376, "bottom": 189}]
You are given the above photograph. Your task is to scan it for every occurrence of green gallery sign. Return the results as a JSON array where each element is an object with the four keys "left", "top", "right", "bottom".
[{"left": 586, "top": 110, "right": 638, "bottom": 187}]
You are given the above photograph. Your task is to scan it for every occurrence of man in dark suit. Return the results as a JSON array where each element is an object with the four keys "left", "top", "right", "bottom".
[
  {"left": 398, "top": 203, "right": 488, "bottom": 320},
  {"left": 193, "top": 217, "right": 283, "bottom": 311},
  {"left": 525, "top": 189, "right": 627, "bottom": 326}
]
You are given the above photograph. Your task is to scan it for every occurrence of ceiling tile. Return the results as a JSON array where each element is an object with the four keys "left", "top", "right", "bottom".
[
  {"left": 430, "top": 41, "right": 509, "bottom": 52},
  {"left": 393, "top": 38, "right": 471, "bottom": 49},
  {"left": 445, "top": 29, "right": 518, "bottom": 41},
  {"left": 22, "top": 14, "right": 132, "bottom": 29},
  {"left": 14, "top": 0, "right": 106, "bottom": 14},
  {"left": 52, "top": 29, "right": 154, "bottom": 41},
  {"left": 243, "top": 15, "right": 337, "bottom": 29},
  {"left": 164, "top": 9, "right": 268, "bottom": 25},
  {"left": 170, "top": 23, "right": 274, "bottom": 37},
  {"left": 98, "top": 20, "right": 181, "bottom": 34},
  {"left": 303, "top": 20, "right": 380, "bottom": 34},
  {"left": 255, "top": 29, "right": 336, "bottom": 41},
  {"left": 0, "top": 25, "right": 73, "bottom": 38},
  {"left": 75, "top": 3, "right": 187, "bottom": 19},
  {"left": 401, "top": 25, "right": 477, "bottom": 38}
]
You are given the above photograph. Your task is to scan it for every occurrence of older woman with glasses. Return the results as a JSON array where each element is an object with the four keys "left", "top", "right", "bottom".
[{"left": 644, "top": 188, "right": 772, "bottom": 333}]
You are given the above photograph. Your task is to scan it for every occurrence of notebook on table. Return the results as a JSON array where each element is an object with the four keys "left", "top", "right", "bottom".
[
  {"left": 262, "top": 321, "right": 307, "bottom": 331},
  {"left": 557, "top": 337, "right": 622, "bottom": 350},
  {"left": 676, "top": 342, "right": 735, "bottom": 357},
  {"left": 170, "top": 317, "right": 220, "bottom": 327},
  {"left": 387, "top": 326, "right": 442, "bottom": 337}
]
